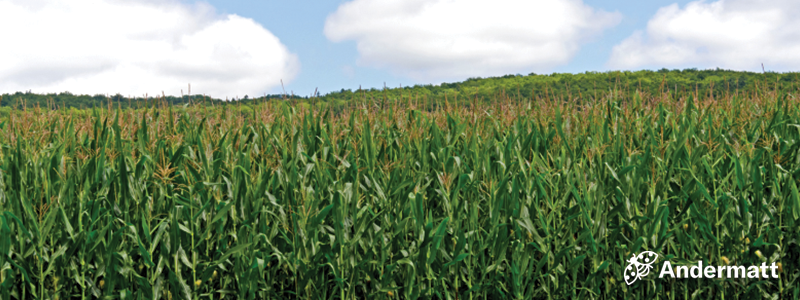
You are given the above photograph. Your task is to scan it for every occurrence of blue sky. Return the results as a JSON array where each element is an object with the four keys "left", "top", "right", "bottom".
[{"left": 2, "top": 0, "right": 798, "bottom": 98}]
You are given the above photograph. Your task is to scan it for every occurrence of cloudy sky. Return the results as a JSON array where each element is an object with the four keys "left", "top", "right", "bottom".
[{"left": 1, "top": 0, "right": 799, "bottom": 98}]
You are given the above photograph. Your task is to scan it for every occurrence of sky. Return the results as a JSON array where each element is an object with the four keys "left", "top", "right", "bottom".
[{"left": 2, "top": 0, "right": 800, "bottom": 99}]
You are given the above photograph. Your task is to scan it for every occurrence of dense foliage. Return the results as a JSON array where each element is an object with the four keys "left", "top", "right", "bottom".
[
  {"left": 2, "top": 69, "right": 799, "bottom": 113},
  {"left": 1, "top": 80, "right": 799, "bottom": 299}
]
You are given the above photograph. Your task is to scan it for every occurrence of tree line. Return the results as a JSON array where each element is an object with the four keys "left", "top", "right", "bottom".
[{"left": 2, "top": 68, "right": 799, "bottom": 112}]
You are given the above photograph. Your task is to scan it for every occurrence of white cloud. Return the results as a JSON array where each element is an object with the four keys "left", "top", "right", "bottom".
[
  {"left": 0, "top": 0, "right": 299, "bottom": 98},
  {"left": 608, "top": 0, "right": 800, "bottom": 71},
  {"left": 324, "top": 0, "right": 620, "bottom": 81}
]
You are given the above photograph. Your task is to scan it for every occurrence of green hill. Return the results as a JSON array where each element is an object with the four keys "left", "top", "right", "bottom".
[{"left": 2, "top": 69, "right": 798, "bottom": 112}]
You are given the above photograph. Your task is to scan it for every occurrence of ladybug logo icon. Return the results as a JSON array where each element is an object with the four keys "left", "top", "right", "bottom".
[{"left": 624, "top": 251, "right": 659, "bottom": 285}]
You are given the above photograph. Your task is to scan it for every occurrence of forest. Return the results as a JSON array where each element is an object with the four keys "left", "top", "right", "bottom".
[{"left": 2, "top": 68, "right": 798, "bottom": 114}]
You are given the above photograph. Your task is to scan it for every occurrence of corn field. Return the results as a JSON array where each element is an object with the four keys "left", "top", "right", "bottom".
[{"left": 1, "top": 87, "right": 799, "bottom": 299}]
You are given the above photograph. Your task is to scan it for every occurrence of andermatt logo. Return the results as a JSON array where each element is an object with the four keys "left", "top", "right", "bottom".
[
  {"left": 623, "top": 251, "right": 782, "bottom": 285},
  {"left": 624, "top": 251, "right": 659, "bottom": 285}
]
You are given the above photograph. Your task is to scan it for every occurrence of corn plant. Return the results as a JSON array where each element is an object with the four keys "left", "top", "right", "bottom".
[{"left": 1, "top": 86, "right": 799, "bottom": 299}]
